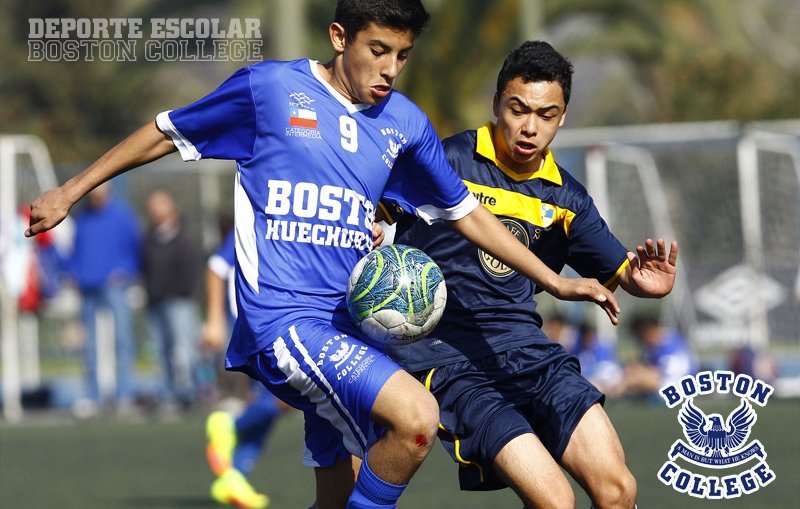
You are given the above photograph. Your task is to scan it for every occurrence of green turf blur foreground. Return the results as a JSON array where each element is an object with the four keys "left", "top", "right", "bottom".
[{"left": 1, "top": 399, "right": 798, "bottom": 509}]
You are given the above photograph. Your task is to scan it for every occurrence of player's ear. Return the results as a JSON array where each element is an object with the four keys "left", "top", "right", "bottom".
[
  {"left": 558, "top": 104, "right": 568, "bottom": 127},
  {"left": 329, "top": 22, "right": 347, "bottom": 54},
  {"left": 492, "top": 93, "right": 500, "bottom": 118}
]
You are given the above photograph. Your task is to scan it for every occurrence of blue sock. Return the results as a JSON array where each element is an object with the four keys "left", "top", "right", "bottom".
[
  {"left": 233, "top": 389, "right": 280, "bottom": 475},
  {"left": 346, "top": 454, "right": 407, "bottom": 509}
]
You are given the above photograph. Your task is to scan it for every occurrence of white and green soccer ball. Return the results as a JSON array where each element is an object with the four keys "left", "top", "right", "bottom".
[{"left": 346, "top": 244, "right": 447, "bottom": 347}]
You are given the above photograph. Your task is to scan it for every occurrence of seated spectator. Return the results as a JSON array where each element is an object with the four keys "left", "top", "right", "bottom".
[
  {"left": 542, "top": 312, "right": 580, "bottom": 353},
  {"left": 617, "top": 314, "right": 696, "bottom": 398},
  {"left": 573, "top": 323, "right": 623, "bottom": 394}
]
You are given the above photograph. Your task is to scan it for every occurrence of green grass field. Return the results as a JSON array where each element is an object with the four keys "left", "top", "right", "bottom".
[{"left": 1, "top": 398, "right": 798, "bottom": 509}]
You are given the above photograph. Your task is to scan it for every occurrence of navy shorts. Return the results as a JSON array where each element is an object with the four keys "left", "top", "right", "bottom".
[
  {"left": 238, "top": 319, "right": 401, "bottom": 468},
  {"left": 414, "top": 342, "right": 603, "bottom": 491}
]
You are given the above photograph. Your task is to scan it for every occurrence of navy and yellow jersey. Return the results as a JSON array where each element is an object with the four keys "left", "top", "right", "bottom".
[{"left": 382, "top": 122, "right": 629, "bottom": 371}]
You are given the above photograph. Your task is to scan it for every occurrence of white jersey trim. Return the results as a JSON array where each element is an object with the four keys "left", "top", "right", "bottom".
[
  {"left": 207, "top": 254, "right": 238, "bottom": 318},
  {"left": 271, "top": 328, "right": 367, "bottom": 466},
  {"left": 234, "top": 169, "right": 259, "bottom": 293},
  {"left": 308, "top": 59, "right": 372, "bottom": 115},
  {"left": 207, "top": 254, "right": 230, "bottom": 279},
  {"left": 288, "top": 326, "right": 367, "bottom": 457},
  {"left": 156, "top": 111, "right": 202, "bottom": 161},
  {"left": 416, "top": 192, "right": 480, "bottom": 224}
]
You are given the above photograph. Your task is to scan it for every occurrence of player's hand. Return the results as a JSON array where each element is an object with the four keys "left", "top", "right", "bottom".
[
  {"left": 552, "top": 277, "right": 620, "bottom": 325},
  {"left": 626, "top": 239, "right": 678, "bottom": 298},
  {"left": 372, "top": 223, "right": 385, "bottom": 249},
  {"left": 25, "top": 186, "right": 74, "bottom": 237},
  {"left": 201, "top": 320, "right": 226, "bottom": 352}
]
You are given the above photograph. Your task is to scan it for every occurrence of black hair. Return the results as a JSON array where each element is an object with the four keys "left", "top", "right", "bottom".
[
  {"left": 496, "top": 41, "right": 574, "bottom": 105},
  {"left": 335, "top": 0, "right": 431, "bottom": 43},
  {"left": 631, "top": 313, "right": 660, "bottom": 331}
]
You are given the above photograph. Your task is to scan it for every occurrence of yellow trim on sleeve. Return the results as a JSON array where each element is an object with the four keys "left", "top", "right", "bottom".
[
  {"left": 476, "top": 122, "right": 562, "bottom": 185},
  {"left": 603, "top": 258, "right": 630, "bottom": 292},
  {"left": 377, "top": 201, "right": 395, "bottom": 225}
]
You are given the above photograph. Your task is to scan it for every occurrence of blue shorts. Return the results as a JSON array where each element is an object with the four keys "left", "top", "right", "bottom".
[
  {"left": 238, "top": 319, "right": 402, "bottom": 467},
  {"left": 415, "top": 342, "right": 603, "bottom": 491}
]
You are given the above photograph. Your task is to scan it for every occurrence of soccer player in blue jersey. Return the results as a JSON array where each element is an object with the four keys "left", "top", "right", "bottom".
[
  {"left": 203, "top": 228, "right": 286, "bottom": 508},
  {"left": 25, "top": 3, "right": 623, "bottom": 507},
  {"left": 382, "top": 41, "right": 679, "bottom": 509}
]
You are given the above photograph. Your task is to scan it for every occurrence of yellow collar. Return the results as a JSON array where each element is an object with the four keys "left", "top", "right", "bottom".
[{"left": 476, "top": 122, "right": 562, "bottom": 185}]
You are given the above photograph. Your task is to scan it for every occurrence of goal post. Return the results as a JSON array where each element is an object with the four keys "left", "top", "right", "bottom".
[
  {"left": 0, "top": 135, "right": 58, "bottom": 422},
  {"left": 737, "top": 130, "right": 800, "bottom": 350}
]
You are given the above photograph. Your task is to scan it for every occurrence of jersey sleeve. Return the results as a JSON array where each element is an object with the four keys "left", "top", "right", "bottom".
[
  {"left": 156, "top": 66, "right": 257, "bottom": 162},
  {"left": 566, "top": 191, "right": 629, "bottom": 289},
  {"left": 382, "top": 116, "right": 478, "bottom": 224},
  {"left": 208, "top": 229, "right": 236, "bottom": 278}
]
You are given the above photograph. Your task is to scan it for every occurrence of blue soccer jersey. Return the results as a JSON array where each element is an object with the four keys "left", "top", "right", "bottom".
[
  {"left": 384, "top": 123, "right": 629, "bottom": 371},
  {"left": 156, "top": 59, "right": 477, "bottom": 368}
]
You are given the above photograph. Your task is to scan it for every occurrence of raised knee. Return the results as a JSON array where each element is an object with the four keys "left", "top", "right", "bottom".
[
  {"left": 405, "top": 389, "right": 439, "bottom": 436},
  {"left": 553, "top": 492, "right": 576, "bottom": 509},
  {"left": 620, "top": 473, "right": 638, "bottom": 509},
  {"left": 392, "top": 390, "right": 439, "bottom": 448},
  {"left": 524, "top": 490, "right": 574, "bottom": 509},
  {"left": 596, "top": 472, "right": 637, "bottom": 509}
]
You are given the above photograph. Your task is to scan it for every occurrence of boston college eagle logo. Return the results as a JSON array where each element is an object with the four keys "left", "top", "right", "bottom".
[
  {"left": 678, "top": 399, "right": 757, "bottom": 461},
  {"left": 657, "top": 371, "right": 776, "bottom": 499}
]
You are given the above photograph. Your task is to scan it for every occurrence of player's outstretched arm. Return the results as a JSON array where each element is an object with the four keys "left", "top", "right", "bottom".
[
  {"left": 617, "top": 238, "right": 678, "bottom": 298},
  {"left": 445, "top": 204, "right": 621, "bottom": 324},
  {"left": 25, "top": 120, "right": 177, "bottom": 237}
]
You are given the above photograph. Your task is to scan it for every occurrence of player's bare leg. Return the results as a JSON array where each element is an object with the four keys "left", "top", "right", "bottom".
[
  {"left": 560, "top": 403, "right": 637, "bottom": 509},
  {"left": 494, "top": 433, "right": 576, "bottom": 509},
  {"left": 366, "top": 369, "right": 439, "bottom": 484},
  {"left": 314, "top": 370, "right": 438, "bottom": 509},
  {"left": 313, "top": 456, "right": 362, "bottom": 509}
]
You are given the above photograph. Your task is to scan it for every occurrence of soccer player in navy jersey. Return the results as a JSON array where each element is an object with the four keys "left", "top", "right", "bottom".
[
  {"left": 382, "top": 41, "right": 679, "bottom": 509},
  {"left": 25, "top": 3, "right": 623, "bottom": 507}
]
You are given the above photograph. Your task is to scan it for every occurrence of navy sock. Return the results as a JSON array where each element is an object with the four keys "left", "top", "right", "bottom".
[{"left": 346, "top": 454, "right": 407, "bottom": 509}]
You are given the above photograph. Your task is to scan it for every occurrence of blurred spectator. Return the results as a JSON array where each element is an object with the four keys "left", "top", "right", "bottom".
[
  {"left": 143, "top": 190, "right": 202, "bottom": 407},
  {"left": 573, "top": 323, "right": 623, "bottom": 395},
  {"left": 542, "top": 312, "right": 580, "bottom": 352},
  {"left": 795, "top": 269, "right": 800, "bottom": 305},
  {"left": 7, "top": 205, "right": 72, "bottom": 313},
  {"left": 617, "top": 314, "right": 696, "bottom": 398},
  {"left": 66, "top": 182, "right": 141, "bottom": 411},
  {"left": 729, "top": 346, "right": 778, "bottom": 383}
]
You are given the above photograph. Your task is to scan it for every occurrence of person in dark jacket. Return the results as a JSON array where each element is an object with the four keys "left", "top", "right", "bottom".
[{"left": 143, "top": 189, "right": 201, "bottom": 406}]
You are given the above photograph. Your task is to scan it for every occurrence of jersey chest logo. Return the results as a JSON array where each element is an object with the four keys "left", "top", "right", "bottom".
[
  {"left": 479, "top": 218, "right": 529, "bottom": 277},
  {"left": 286, "top": 92, "right": 321, "bottom": 139}
]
